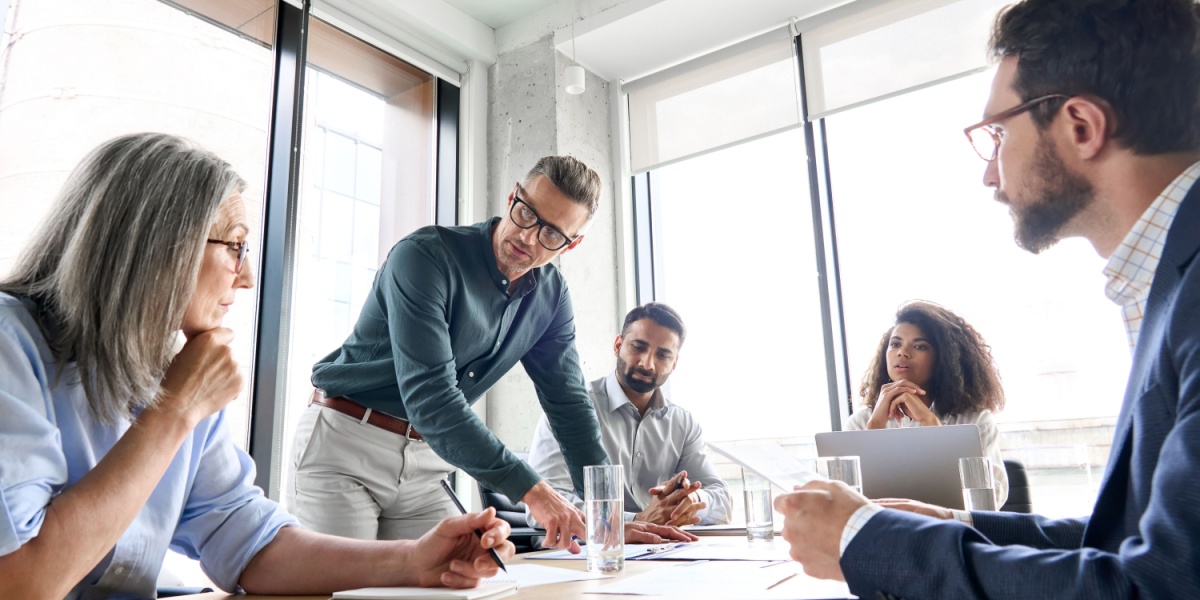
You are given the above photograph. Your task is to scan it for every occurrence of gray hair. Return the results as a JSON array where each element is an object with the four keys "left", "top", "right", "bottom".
[
  {"left": 0, "top": 133, "right": 245, "bottom": 424},
  {"left": 524, "top": 156, "right": 602, "bottom": 216}
]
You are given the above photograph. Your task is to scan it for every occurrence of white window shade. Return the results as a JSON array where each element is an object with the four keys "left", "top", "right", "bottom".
[
  {"left": 799, "top": 0, "right": 1009, "bottom": 121},
  {"left": 625, "top": 26, "right": 801, "bottom": 174}
]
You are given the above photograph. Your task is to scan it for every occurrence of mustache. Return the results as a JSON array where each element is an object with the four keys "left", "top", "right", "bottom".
[
  {"left": 994, "top": 190, "right": 1009, "bottom": 204},
  {"left": 507, "top": 237, "right": 534, "bottom": 254}
]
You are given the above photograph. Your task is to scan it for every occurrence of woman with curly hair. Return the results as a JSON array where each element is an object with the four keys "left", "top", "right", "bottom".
[{"left": 846, "top": 300, "right": 1008, "bottom": 505}]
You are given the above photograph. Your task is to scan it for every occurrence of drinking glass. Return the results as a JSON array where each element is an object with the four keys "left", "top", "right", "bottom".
[{"left": 585, "top": 464, "right": 625, "bottom": 572}]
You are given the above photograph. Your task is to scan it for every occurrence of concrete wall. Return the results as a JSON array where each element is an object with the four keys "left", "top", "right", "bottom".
[{"left": 484, "top": 35, "right": 618, "bottom": 453}]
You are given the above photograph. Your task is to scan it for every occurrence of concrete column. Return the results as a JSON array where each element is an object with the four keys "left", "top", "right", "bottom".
[{"left": 485, "top": 35, "right": 618, "bottom": 453}]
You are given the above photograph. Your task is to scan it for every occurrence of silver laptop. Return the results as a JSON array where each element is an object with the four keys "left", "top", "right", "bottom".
[{"left": 815, "top": 424, "right": 983, "bottom": 510}]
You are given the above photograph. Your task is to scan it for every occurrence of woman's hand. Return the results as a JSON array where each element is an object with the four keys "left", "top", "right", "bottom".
[
  {"left": 154, "top": 327, "right": 244, "bottom": 428},
  {"left": 868, "top": 380, "right": 938, "bottom": 428},
  {"left": 408, "top": 508, "right": 515, "bottom": 588}
]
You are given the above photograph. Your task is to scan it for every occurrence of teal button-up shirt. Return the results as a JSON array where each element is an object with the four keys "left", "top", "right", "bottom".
[{"left": 312, "top": 218, "right": 607, "bottom": 501}]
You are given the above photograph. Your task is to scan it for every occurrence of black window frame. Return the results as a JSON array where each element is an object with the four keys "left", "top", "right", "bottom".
[{"left": 629, "top": 31, "right": 852, "bottom": 432}]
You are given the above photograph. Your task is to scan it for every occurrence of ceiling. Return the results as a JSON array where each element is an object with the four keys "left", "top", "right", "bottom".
[{"left": 442, "top": 0, "right": 562, "bottom": 29}]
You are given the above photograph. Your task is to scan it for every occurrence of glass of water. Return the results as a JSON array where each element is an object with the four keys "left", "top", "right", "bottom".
[
  {"left": 816, "top": 456, "right": 863, "bottom": 494},
  {"left": 585, "top": 464, "right": 624, "bottom": 572},
  {"left": 742, "top": 469, "right": 774, "bottom": 541},
  {"left": 959, "top": 457, "right": 997, "bottom": 511}
]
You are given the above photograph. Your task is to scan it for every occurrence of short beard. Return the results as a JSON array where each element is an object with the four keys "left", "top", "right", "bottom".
[
  {"left": 1003, "top": 135, "right": 1094, "bottom": 254},
  {"left": 616, "top": 357, "right": 665, "bottom": 394}
]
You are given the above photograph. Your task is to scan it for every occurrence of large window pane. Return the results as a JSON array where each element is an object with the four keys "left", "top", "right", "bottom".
[
  {"left": 648, "top": 128, "right": 827, "bottom": 522},
  {"left": 826, "top": 71, "right": 1126, "bottom": 517},
  {"left": 0, "top": 0, "right": 273, "bottom": 445},
  {"left": 0, "top": 0, "right": 274, "bottom": 586},
  {"left": 280, "top": 17, "right": 438, "bottom": 506}
]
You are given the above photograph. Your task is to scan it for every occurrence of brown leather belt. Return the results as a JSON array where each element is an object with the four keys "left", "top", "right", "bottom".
[{"left": 310, "top": 389, "right": 424, "bottom": 441}]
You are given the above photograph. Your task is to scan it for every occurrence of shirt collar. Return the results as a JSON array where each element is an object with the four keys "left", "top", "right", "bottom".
[
  {"left": 1101, "top": 160, "right": 1200, "bottom": 349},
  {"left": 604, "top": 370, "right": 670, "bottom": 417},
  {"left": 481, "top": 217, "right": 537, "bottom": 296}
]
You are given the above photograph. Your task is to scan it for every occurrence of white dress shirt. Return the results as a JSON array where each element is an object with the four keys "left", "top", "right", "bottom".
[{"left": 527, "top": 372, "right": 732, "bottom": 525}]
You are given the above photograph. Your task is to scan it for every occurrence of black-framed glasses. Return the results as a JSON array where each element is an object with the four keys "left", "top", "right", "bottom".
[
  {"left": 207, "top": 238, "right": 250, "bottom": 273},
  {"left": 509, "top": 187, "right": 577, "bottom": 251},
  {"left": 963, "top": 94, "right": 1070, "bottom": 161}
]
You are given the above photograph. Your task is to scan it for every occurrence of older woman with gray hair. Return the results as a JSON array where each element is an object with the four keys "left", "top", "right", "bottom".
[{"left": 0, "top": 133, "right": 513, "bottom": 599}]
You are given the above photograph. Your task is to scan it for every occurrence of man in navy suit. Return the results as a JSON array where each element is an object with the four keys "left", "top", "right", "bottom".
[{"left": 775, "top": 1, "right": 1200, "bottom": 598}]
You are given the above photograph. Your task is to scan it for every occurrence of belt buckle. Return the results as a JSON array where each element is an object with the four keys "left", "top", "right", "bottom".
[{"left": 402, "top": 422, "right": 423, "bottom": 442}]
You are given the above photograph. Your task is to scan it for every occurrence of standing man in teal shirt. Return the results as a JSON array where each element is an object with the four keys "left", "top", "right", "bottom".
[{"left": 292, "top": 156, "right": 683, "bottom": 551}]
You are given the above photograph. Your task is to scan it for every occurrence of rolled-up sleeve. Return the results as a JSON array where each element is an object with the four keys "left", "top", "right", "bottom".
[
  {"left": 0, "top": 318, "right": 62, "bottom": 557},
  {"left": 170, "top": 411, "right": 297, "bottom": 592}
]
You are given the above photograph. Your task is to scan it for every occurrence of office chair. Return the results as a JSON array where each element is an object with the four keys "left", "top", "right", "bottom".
[
  {"left": 475, "top": 452, "right": 545, "bottom": 553},
  {"left": 999, "top": 458, "right": 1033, "bottom": 513}
]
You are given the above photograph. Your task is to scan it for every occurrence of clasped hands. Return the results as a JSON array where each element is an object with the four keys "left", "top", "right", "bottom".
[
  {"left": 637, "top": 470, "right": 706, "bottom": 527},
  {"left": 867, "top": 379, "right": 941, "bottom": 429}
]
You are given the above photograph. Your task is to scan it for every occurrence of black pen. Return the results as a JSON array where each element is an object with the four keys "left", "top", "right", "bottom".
[{"left": 440, "top": 479, "right": 508, "bottom": 572}]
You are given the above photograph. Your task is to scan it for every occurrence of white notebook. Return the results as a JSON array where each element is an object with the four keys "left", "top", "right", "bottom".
[{"left": 332, "top": 580, "right": 518, "bottom": 600}]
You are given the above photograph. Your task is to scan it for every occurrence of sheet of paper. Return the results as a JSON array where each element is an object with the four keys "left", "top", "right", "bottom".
[
  {"left": 683, "top": 524, "right": 782, "bottom": 536},
  {"left": 645, "top": 539, "right": 793, "bottom": 562},
  {"left": 528, "top": 542, "right": 684, "bottom": 560},
  {"left": 482, "top": 563, "right": 611, "bottom": 588},
  {"left": 586, "top": 560, "right": 791, "bottom": 596},
  {"left": 332, "top": 580, "right": 517, "bottom": 599},
  {"left": 707, "top": 440, "right": 822, "bottom": 490}
]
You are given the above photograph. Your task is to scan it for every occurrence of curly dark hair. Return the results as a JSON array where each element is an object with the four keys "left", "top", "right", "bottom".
[{"left": 857, "top": 301, "right": 1005, "bottom": 419}]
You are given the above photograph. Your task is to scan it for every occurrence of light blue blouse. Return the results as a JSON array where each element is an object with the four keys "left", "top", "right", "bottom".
[{"left": 0, "top": 293, "right": 296, "bottom": 598}]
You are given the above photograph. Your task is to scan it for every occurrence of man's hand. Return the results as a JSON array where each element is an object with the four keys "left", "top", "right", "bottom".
[
  {"left": 408, "top": 508, "right": 515, "bottom": 588},
  {"left": 774, "top": 480, "right": 869, "bottom": 581},
  {"left": 522, "top": 481, "right": 585, "bottom": 553},
  {"left": 637, "top": 471, "right": 705, "bottom": 526},
  {"left": 874, "top": 498, "right": 955, "bottom": 520},
  {"left": 623, "top": 521, "right": 700, "bottom": 544}
]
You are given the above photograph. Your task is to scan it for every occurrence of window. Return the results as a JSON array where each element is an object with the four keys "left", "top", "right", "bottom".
[
  {"left": 279, "top": 17, "right": 438, "bottom": 506},
  {"left": 0, "top": 0, "right": 275, "bottom": 448},
  {"left": 825, "top": 70, "right": 1125, "bottom": 517},
  {"left": 642, "top": 128, "right": 829, "bottom": 523}
]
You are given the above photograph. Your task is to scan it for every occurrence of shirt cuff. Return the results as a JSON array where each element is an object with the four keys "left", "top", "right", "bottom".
[
  {"left": 951, "top": 509, "right": 974, "bottom": 527},
  {"left": 839, "top": 503, "right": 884, "bottom": 556}
]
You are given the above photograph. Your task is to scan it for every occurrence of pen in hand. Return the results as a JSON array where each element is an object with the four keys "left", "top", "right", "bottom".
[{"left": 439, "top": 479, "right": 508, "bottom": 573}]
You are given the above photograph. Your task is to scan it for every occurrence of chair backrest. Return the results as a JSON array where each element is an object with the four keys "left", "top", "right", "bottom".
[
  {"left": 999, "top": 458, "right": 1033, "bottom": 513},
  {"left": 476, "top": 452, "right": 544, "bottom": 552}
]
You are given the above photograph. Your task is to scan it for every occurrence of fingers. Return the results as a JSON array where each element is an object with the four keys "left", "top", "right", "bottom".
[
  {"left": 633, "top": 525, "right": 700, "bottom": 544},
  {"left": 471, "top": 508, "right": 511, "bottom": 548},
  {"left": 440, "top": 557, "right": 500, "bottom": 589},
  {"left": 199, "top": 326, "right": 236, "bottom": 346},
  {"left": 624, "top": 523, "right": 663, "bottom": 545}
]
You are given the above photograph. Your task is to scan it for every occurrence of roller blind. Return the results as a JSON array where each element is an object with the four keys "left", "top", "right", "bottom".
[
  {"left": 798, "top": 0, "right": 1008, "bottom": 120},
  {"left": 625, "top": 26, "right": 801, "bottom": 174}
]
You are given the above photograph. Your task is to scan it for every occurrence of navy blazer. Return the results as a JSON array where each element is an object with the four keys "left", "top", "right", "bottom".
[{"left": 841, "top": 180, "right": 1200, "bottom": 599}]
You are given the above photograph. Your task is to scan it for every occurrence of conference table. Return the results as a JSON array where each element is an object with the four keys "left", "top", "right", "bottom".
[{"left": 182, "top": 534, "right": 855, "bottom": 599}]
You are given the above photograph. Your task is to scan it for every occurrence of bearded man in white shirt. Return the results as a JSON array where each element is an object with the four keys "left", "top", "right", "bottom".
[{"left": 527, "top": 302, "right": 732, "bottom": 527}]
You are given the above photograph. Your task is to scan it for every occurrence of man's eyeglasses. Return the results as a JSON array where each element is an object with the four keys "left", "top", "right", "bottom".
[
  {"left": 207, "top": 239, "right": 250, "bottom": 273},
  {"left": 963, "top": 94, "right": 1070, "bottom": 161},
  {"left": 509, "top": 186, "right": 577, "bottom": 251}
]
